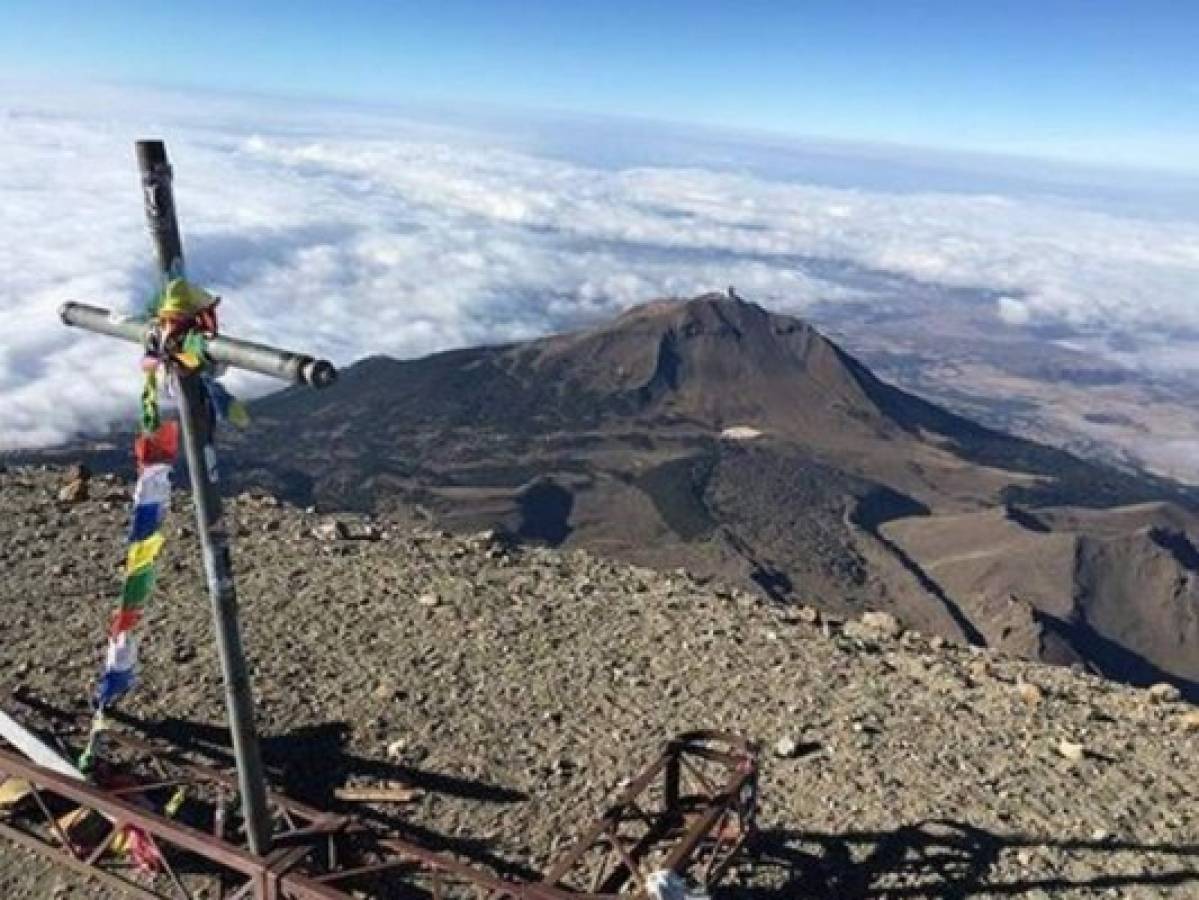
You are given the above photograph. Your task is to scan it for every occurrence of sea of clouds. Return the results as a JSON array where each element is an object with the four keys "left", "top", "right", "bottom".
[{"left": 1, "top": 84, "right": 1197, "bottom": 448}]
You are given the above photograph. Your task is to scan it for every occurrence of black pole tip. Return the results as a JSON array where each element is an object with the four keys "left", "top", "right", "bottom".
[
  {"left": 306, "top": 360, "right": 338, "bottom": 389},
  {"left": 135, "top": 140, "right": 169, "bottom": 170}
]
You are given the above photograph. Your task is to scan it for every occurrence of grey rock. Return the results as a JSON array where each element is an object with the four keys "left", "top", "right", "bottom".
[
  {"left": 312, "top": 520, "right": 349, "bottom": 541},
  {"left": 774, "top": 737, "right": 800, "bottom": 759},
  {"left": 1146, "top": 682, "right": 1182, "bottom": 704},
  {"left": 1056, "top": 740, "right": 1087, "bottom": 763},
  {"left": 860, "top": 611, "right": 903, "bottom": 639}
]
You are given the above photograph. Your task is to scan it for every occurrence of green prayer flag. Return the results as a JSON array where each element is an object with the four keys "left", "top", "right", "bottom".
[{"left": 120, "top": 567, "right": 156, "bottom": 609}]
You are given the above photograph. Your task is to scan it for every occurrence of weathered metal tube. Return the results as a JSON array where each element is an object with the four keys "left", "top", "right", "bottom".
[
  {"left": 136, "top": 140, "right": 186, "bottom": 282},
  {"left": 136, "top": 138, "right": 274, "bottom": 858},
  {"left": 58, "top": 301, "right": 337, "bottom": 388}
]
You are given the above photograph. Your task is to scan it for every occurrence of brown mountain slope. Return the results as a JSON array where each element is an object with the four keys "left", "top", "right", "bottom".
[
  {"left": 881, "top": 503, "right": 1199, "bottom": 695},
  {"left": 216, "top": 293, "right": 1199, "bottom": 696},
  {"left": 239, "top": 292, "right": 1192, "bottom": 512},
  {"left": 27, "top": 293, "right": 1196, "bottom": 696}
]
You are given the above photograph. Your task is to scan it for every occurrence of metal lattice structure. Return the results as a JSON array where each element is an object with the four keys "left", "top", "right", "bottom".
[{"left": 0, "top": 701, "right": 757, "bottom": 899}]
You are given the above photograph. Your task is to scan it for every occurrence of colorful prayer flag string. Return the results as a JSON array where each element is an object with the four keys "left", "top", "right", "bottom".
[
  {"left": 95, "top": 445, "right": 175, "bottom": 709},
  {"left": 82, "top": 278, "right": 248, "bottom": 772}
]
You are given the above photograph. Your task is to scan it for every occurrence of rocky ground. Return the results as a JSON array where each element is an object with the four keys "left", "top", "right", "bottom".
[{"left": 0, "top": 465, "right": 1196, "bottom": 898}]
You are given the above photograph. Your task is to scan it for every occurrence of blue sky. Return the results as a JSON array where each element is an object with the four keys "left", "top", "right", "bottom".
[{"left": 1, "top": 0, "right": 1196, "bottom": 172}]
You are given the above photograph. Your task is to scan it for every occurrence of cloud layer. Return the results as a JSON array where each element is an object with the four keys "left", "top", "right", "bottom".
[{"left": 1, "top": 86, "right": 1198, "bottom": 448}]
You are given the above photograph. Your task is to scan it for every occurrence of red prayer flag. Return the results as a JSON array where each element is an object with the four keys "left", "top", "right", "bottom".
[
  {"left": 109, "top": 608, "right": 143, "bottom": 637},
  {"left": 134, "top": 421, "right": 179, "bottom": 468}
]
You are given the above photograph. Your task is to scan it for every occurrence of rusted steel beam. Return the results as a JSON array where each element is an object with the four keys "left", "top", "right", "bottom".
[
  {"left": 375, "top": 839, "right": 573, "bottom": 900},
  {"left": 11, "top": 694, "right": 336, "bottom": 827},
  {"left": 540, "top": 752, "right": 670, "bottom": 886},
  {"left": 544, "top": 731, "right": 757, "bottom": 897},
  {"left": 271, "top": 821, "right": 360, "bottom": 847},
  {"left": 660, "top": 771, "right": 755, "bottom": 874},
  {"left": 0, "top": 748, "right": 263, "bottom": 875}
]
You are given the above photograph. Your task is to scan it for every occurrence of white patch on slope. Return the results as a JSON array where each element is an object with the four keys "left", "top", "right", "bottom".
[{"left": 720, "top": 426, "right": 763, "bottom": 441}]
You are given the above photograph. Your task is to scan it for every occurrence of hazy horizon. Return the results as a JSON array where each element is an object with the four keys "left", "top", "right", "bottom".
[{"left": 2, "top": 83, "right": 1197, "bottom": 452}]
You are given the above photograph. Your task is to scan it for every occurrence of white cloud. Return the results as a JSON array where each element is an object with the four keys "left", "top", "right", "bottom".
[
  {"left": 1, "top": 85, "right": 1198, "bottom": 448},
  {"left": 996, "top": 296, "right": 1032, "bottom": 326}
]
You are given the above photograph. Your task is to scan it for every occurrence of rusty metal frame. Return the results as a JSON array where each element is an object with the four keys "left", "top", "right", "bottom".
[{"left": 0, "top": 707, "right": 757, "bottom": 900}]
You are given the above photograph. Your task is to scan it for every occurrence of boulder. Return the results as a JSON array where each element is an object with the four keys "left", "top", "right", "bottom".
[
  {"left": 845, "top": 611, "right": 903, "bottom": 641},
  {"left": 1146, "top": 683, "right": 1182, "bottom": 704},
  {"left": 57, "top": 464, "right": 91, "bottom": 503},
  {"left": 1016, "top": 680, "right": 1044, "bottom": 707},
  {"left": 1056, "top": 740, "right": 1087, "bottom": 763},
  {"left": 312, "top": 520, "right": 349, "bottom": 541},
  {"left": 773, "top": 737, "right": 800, "bottom": 759}
]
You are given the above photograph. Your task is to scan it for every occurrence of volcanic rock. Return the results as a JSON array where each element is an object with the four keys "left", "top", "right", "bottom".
[
  {"left": 1057, "top": 740, "right": 1087, "bottom": 763},
  {"left": 0, "top": 465, "right": 1196, "bottom": 897},
  {"left": 1147, "top": 682, "right": 1183, "bottom": 704}
]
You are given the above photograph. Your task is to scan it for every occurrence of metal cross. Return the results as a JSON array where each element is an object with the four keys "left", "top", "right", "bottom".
[{"left": 60, "top": 140, "right": 338, "bottom": 855}]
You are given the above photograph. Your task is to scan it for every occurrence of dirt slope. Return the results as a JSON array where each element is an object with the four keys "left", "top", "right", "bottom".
[
  {"left": 882, "top": 503, "right": 1199, "bottom": 697},
  {"left": 0, "top": 466, "right": 1195, "bottom": 898}
]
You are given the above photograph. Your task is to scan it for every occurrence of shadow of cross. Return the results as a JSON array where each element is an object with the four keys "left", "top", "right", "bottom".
[
  {"left": 59, "top": 140, "right": 338, "bottom": 856},
  {"left": 717, "top": 820, "right": 1199, "bottom": 898},
  {"left": 100, "top": 708, "right": 544, "bottom": 884}
]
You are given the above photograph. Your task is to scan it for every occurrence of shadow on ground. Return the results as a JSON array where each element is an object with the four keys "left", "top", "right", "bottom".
[
  {"left": 103, "top": 710, "right": 543, "bottom": 882},
  {"left": 17, "top": 695, "right": 1196, "bottom": 896},
  {"left": 104, "top": 712, "right": 528, "bottom": 805},
  {"left": 717, "top": 820, "right": 1199, "bottom": 898}
]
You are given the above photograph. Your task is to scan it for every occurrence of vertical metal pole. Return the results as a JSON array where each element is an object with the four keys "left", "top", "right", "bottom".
[
  {"left": 172, "top": 374, "right": 272, "bottom": 855},
  {"left": 136, "top": 140, "right": 272, "bottom": 855},
  {"left": 135, "top": 141, "right": 186, "bottom": 282}
]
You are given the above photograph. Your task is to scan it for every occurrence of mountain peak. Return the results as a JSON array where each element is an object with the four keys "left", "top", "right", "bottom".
[
  {"left": 173, "top": 291, "right": 1199, "bottom": 699},
  {"left": 615, "top": 289, "right": 774, "bottom": 329},
  {"left": 518, "top": 293, "right": 844, "bottom": 428},
  {"left": 613, "top": 290, "right": 810, "bottom": 338}
]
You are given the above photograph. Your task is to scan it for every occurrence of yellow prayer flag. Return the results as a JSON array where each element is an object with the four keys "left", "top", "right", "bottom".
[
  {"left": 159, "top": 279, "right": 217, "bottom": 317},
  {"left": 125, "top": 532, "right": 165, "bottom": 575}
]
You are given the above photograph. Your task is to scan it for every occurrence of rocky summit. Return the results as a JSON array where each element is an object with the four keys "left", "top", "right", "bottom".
[{"left": 0, "top": 466, "right": 1196, "bottom": 897}]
